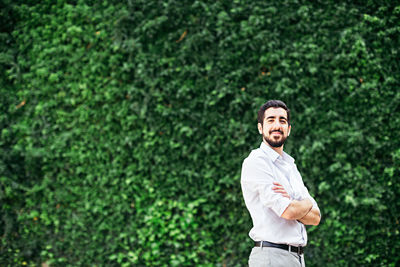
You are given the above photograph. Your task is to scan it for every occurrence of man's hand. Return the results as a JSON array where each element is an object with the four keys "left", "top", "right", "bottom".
[{"left": 272, "top": 182, "right": 290, "bottom": 199}]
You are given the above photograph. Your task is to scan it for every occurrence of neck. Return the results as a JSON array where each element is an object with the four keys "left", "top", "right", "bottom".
[{"left": 263, "top": 140, "right": 284, "bottom": 156}]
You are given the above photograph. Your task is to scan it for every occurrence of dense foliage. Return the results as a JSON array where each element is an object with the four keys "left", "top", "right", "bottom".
[{"left": 1, "top": 0, "right": 399, "bottom": 266}]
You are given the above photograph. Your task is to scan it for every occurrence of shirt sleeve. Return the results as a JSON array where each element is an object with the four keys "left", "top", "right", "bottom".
[
  {"left": 241, "top": 156, "right": 292, "bottom": 217},
  {"left": 301, "top": 186, "right": 321, "bottom": 217},
  {"left": 297, "top": 179, "right": 321, "bottom": 217}
]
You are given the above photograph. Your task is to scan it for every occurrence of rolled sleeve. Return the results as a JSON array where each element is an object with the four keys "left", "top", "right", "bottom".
[
  {"left": 301, "top": 186, "right": 321, "bottom": 218},
  {"left": 259, "top": 183, "right": 292, "bottom": 216},
  {"left": 292, "top": 165, "right": 321, "bottom": 217},
  {"left": 241, "top": 157, "right": 292, "bottom": 217}
]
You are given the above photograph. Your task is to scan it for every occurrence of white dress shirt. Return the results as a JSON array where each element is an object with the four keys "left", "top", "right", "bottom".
[{"left": 241, "top": 142, "right": 319, "bottom": 246}]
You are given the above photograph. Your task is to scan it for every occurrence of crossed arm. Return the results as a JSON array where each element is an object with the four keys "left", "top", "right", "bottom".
[{"left": 272, "top": 182, "right": 321, "bottom": 226}]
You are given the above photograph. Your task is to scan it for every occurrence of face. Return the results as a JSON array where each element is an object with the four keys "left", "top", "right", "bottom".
[{"left": 258, "top": 107, "right": 291, "bottom": 148}]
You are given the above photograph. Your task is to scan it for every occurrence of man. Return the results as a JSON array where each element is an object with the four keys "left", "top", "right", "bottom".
[{"left": 241, "top": 100, "right": 321, "bottom": 267}]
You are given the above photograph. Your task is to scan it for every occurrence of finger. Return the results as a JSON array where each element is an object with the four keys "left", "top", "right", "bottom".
[
  {"left": 272, "top": 190, "right": 285, "bottom": 194},
  {"left": 273, "top": 189, "right": 287, "bottom": 194},
  {"left": 272, "top": 186, "right": 285, "bottom": 191},
  {"left": 271, "top": 185, "right": 284, "bottom": 191},
  {"left": 272, "top": 186, "right": 281, "bottom": 190}
]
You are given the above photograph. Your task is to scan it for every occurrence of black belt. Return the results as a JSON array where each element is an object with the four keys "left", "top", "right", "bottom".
[{"left": 254, "top": 241, "right": 304, "bottom": 255}]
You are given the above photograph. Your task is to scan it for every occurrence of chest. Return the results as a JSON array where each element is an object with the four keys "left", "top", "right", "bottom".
[{"left": 272, "top": 161, "right": 303, "bottom": 197}]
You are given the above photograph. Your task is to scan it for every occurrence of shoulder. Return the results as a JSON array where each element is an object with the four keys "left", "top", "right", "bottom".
[
  {"left": 243, "top": 148, "right": 262, "bottom": 165},
  {"left": 241, "top": 148, "right": 275, "bottom": 183},
  {"left": 242, "top": 148, "right": 264, "bottom": 165},
  {"left": 241, "top": 148, "right": 273, "bottom": 175}
]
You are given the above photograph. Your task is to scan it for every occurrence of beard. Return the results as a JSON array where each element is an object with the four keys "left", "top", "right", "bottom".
[{"left": 263, "top": 130, "right": 287, "bottom": 148}]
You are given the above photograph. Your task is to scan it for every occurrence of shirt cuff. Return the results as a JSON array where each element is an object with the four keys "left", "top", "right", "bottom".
[{"left": 272, "top": 197, "right": 292, "bottom": 217}]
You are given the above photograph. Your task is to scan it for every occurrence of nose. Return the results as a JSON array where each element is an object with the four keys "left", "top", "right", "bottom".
[{"left": 272, "top": 120, "right": 282, "bottom": 129}]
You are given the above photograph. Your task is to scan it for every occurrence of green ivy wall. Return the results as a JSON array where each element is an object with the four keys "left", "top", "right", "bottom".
[{"left": 1, "top": 0, "right": 399, "bottom": 266}]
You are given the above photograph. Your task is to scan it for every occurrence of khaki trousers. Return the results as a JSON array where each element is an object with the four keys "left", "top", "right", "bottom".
[{"left": 248, "top": 247, "right": 305, "bottom": 267}]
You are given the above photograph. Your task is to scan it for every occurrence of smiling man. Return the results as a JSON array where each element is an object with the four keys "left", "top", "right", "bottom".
[{"left": 241, "top": 100, "right": 321, "bottom": 267}]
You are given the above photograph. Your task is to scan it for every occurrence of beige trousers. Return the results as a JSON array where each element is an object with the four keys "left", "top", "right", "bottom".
[{"left": 248, "top": 247, "right": 305, "bottom": 267}]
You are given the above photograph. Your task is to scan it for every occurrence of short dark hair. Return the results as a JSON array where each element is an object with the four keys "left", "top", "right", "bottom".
[{"left": 257, "top": 100, "right": 290, "bottom": 125}]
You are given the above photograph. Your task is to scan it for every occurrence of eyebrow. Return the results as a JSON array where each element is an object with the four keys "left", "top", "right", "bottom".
[{"left": 266, "top": 116, "right": 288, "bottom": 121}]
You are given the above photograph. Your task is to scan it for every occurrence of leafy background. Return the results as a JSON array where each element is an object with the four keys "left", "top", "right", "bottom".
[{"left": 1, "top": 0, "right": 399, "bottom": 266}]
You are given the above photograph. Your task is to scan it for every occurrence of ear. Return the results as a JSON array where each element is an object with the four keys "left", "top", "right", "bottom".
[
  {"left": 257, "top": 123, "right": 263, "bottom": 135},
  {"left": 288, "top": 125, "right": 291, "bottom": 136}
]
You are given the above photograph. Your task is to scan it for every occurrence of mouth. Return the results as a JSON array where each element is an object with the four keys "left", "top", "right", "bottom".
[{"left": 270, "top": 131, "right": 283, "bottom": 136}]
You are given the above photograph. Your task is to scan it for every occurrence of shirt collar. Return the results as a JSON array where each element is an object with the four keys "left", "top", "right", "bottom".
[{"left": 260, "top": 142, "right": 295, "bottom": 164}]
